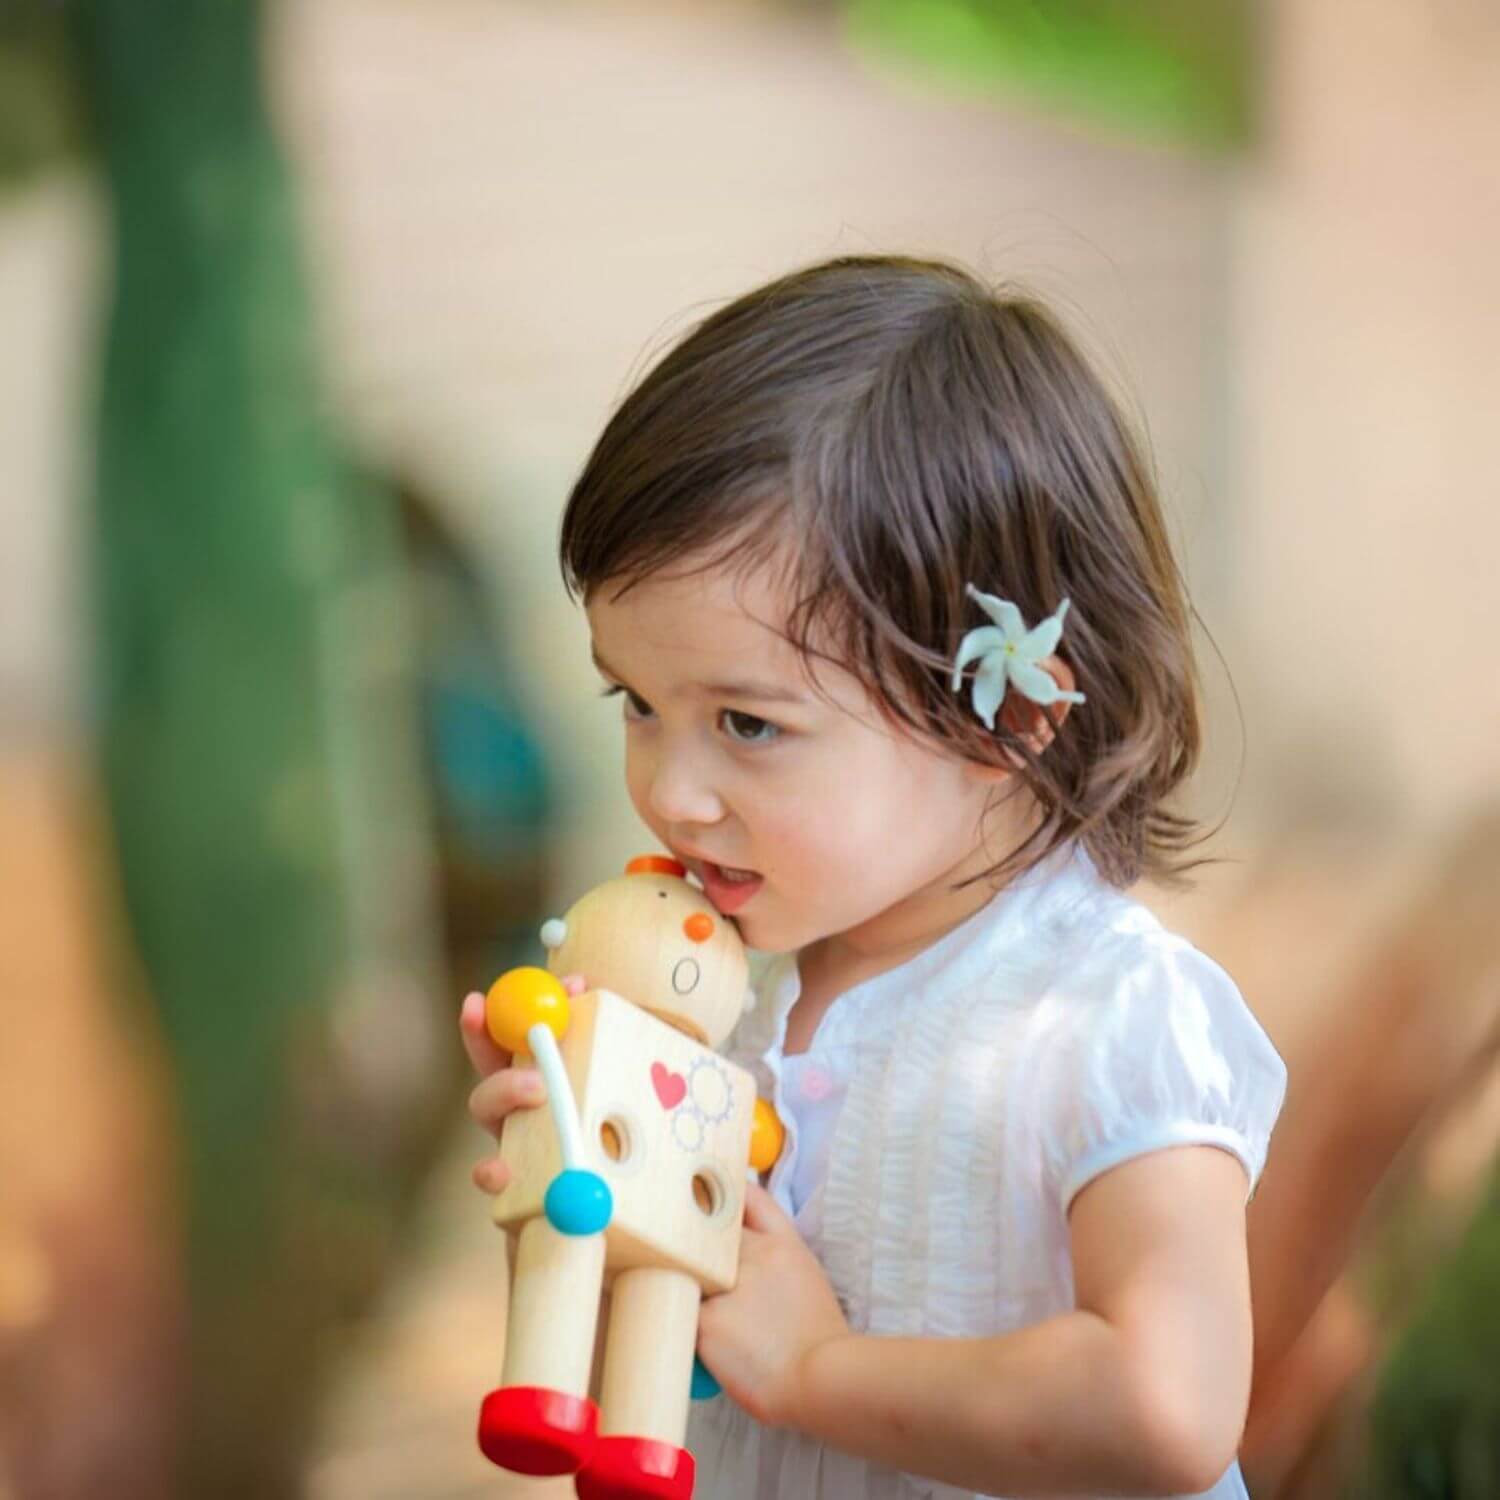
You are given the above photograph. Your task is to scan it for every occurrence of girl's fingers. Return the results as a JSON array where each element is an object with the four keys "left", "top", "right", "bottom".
[
  {"left": 560, "top": 973, "right": 587, "bottom": 997},
  {"left": 742, "top": 1179, "right": 796, "bottom": 1235},
  {"left": 459, "top": 991, "right": 512, "bottom": 1077},
  {"left": 472, "top": 1156, "right": 513, "bottom": 1195},
  {"left": 468, "top": 1065, "right": 547, "bottom": 1136}
]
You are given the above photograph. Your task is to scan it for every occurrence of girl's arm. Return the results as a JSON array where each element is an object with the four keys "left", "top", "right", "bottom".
[{"left": 701, "top": 1145, "right": 1252, "bottom": 1498}]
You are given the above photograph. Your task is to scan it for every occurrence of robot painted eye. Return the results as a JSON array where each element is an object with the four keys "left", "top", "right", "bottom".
[{"left": 672, "top": 957, "right": 701, "bottom": 994}]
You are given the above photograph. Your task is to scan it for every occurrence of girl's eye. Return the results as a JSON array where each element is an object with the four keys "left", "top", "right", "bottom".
[
  {"left": 721, "top": 709, "right": 781, "bottom": 746},
  {"left": 601, "top": 684, "right": 654, "bottom": 720}
]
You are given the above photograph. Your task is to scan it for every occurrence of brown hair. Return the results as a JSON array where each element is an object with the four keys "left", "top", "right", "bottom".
[{"left": 560, "top": 255, "right": 1207, "bottom": 889}]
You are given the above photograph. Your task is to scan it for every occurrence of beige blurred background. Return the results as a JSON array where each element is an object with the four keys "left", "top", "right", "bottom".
[{"left": 2, "top": 1, "right": 1497, "bottom": 1497}]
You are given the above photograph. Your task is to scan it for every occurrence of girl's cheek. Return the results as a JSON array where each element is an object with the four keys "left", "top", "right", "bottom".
[
  {"left": 625, "top": 774, "right": 657, "bottom": 833},
  {"left": 622, "top": 755, "right": 653, "bottom": 827}
]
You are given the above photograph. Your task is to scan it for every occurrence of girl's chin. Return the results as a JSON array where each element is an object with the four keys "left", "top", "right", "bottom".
[
  {"left": 729, "top": 910, "right": 802, "bottom": 957},
  {"left": 721, "top": 904, "right": 763, "bottom": 948}
]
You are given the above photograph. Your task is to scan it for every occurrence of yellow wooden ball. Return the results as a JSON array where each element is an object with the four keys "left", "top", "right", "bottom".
[
  {"left": 748, "top": 1097, "right": 786, "bottom": 1173},
  {"left": 485, "top": 967, "right": 570, "bottom": 1056}
]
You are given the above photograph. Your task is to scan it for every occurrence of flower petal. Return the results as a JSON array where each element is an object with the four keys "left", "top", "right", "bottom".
[
  {"left": 1008, "top": 660, "right": 1084, "bottom": 706},
  {"left": 1018, "top": 599, "right": 1071, "bottom": 662},
  {"left": 970, "top": 653, "right": 1009, "bottom": 730},
  {"left": 965, "top": 585, "right": 1025, "bottom": 642},
  {"left": 950, "top": 626, "right": 1004, "bottom": 690}
]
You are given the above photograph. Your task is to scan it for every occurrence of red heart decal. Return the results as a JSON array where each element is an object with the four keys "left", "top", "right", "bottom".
[{"left": 651, "top": 1061, "right": 686, "bottom": 1110}]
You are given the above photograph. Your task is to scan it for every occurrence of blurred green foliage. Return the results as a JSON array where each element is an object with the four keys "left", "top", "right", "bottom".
[
  {"left": 1353, "top": 1160, "right": 1500, "bottom": 1499},
  {"left": 0, "top": 3, "right": 83, "bottom": 188},
  {"left": 845, "top": 0, "right": 1254, "bottom": 150}
]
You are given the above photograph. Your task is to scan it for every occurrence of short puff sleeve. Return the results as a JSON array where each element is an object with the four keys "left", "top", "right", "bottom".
[{"left": 1039, "top": 934, "right": 1287, "bottom": 1209}]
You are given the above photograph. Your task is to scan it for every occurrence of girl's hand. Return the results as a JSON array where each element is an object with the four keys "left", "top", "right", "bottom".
[
  {"left": 697, "top": 1181, "right": 851, "bottom": 1428},
  {"left": 460, "top": 976, "right": 585, "bottom": 1195}
]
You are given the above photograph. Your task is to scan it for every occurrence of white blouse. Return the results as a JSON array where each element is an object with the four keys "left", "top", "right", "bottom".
[{"left": 689, "top": 845, "right": 1286, "bottom": 1500}]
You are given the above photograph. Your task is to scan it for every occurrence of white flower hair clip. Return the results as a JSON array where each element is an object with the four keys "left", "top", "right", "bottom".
[{"left": 950, "top": 584, "right": 1086, "bottom": 731}]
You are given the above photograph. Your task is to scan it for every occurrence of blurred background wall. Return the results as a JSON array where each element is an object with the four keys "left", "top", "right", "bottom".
[{"left": 2, "top": 2, "right": 1496, "bottom": 1497}]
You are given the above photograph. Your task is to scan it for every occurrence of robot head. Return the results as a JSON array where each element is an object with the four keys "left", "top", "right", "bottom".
[{"left": 540, "top": 856, "right": 751, "bottom": 1047}]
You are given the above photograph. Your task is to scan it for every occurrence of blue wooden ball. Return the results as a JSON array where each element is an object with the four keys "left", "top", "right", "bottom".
[{"left": 544, "top": 1169, "right": 613, "bottom": 1236}]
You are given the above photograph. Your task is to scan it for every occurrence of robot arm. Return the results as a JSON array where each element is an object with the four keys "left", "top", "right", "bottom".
[{"left": 486, "top": 967, "right": 613, "bottom": 1236}]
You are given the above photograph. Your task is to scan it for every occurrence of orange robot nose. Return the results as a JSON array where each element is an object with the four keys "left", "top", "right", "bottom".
[{"left": 682, "top": 913, "right": 715, "bottom": 943}]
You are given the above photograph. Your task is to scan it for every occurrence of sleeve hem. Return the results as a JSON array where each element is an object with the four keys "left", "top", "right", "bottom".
[{"left": 1061, "top": 1122, "right": 1262, "bottom": 1211}]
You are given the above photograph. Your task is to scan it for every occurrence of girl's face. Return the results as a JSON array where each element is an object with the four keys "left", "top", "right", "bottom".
[{"left": 587, "top": 558, "right": 1018, "bottom": 960}]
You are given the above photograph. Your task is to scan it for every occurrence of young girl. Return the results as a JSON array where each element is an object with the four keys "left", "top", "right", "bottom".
[{"left": 461, "top": 255, "right": 1287, "bottom": 1500}]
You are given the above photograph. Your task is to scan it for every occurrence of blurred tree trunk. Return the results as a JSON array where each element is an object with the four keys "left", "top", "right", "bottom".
[{"left": 71, "top": 2, "right": 446, "bottom": 1495}]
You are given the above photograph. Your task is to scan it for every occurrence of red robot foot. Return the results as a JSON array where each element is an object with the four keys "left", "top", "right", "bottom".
[
  {"left": 477, "top": 1385, "right": 599, "bottom": 1476},
  {"left": 574, "top": 1434, "right": 696, "bottom": 1500}
]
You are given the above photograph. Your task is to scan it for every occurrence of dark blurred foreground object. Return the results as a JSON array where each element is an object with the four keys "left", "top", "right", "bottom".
[
  {"left": 65, "top": 0, "right": 485, "bottom": 1493},
  {"left": 844, "top": 0, "right": 1255, "bottom": 150}
]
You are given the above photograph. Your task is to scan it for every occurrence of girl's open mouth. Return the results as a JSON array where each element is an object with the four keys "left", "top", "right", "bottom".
[{"left": 698, "top": 860, "right": 764, "bottom": 916}]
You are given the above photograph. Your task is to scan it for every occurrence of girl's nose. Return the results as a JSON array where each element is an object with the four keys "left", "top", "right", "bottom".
[{"left": 646, "top": 747, "right": 725, "bottom": 827}]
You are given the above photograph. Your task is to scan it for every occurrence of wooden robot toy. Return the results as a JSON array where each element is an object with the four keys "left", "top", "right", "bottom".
[{"left": 477, "top": 855, "right": 785, "bottom": 1499}]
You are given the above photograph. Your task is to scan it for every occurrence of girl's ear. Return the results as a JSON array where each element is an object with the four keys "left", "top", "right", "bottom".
[{"left": 965, "top": 655, "right": 1079, "bottom": 784}]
